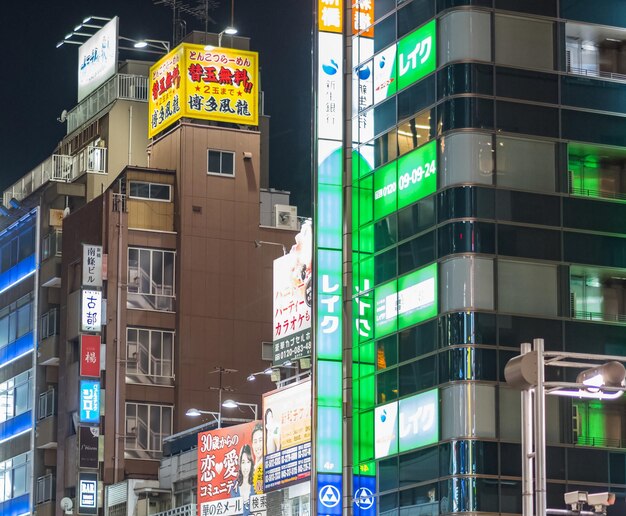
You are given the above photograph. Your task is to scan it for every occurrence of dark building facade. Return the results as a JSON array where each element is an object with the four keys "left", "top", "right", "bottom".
[{"left": 313, "top": 1, "right": 626, "bottom": 514}]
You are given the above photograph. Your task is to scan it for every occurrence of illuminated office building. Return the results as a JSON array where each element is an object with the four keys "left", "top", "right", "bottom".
[{"left": 313, "top": 1, "right": 626, "bottom": 514}]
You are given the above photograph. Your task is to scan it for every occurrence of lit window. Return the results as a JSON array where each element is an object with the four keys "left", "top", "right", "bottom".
[
  {"left": 126, "top": 328, "right": 174, "bottom": 385},
  {"left": 127, "top": 248, "right": 175, "bottom": 312},
  {"left": 0, "top": 452, "right": 30, "bottom": 503},
  {"left": 207, "top": 149, "right": 235, "bottom": 176},
  {"left": 128, "top": 181, "right": 172, "bottom": 202}
]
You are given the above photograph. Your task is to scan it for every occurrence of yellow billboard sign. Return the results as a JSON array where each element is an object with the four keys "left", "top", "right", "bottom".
[
  {"left": 318, "top": 0, "right": 343, "bottom": 33},
  {"left": 149, "top": 43, "right": 259, "bottom": 138}
]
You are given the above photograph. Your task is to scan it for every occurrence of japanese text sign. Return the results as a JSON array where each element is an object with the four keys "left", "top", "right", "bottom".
[
  {"left": 273, "top": 222, "right": 312, "bottom": 365},
  {"left": 263, "top": 380, "right": 312, "bottom": 492},
  {"left": 80, "top": 380, "right": 100, "bottom": 423},
  {"left": 149, "top": 43, "right": 259, "bottom": 138},
  {"left": 78, "top": 472, "right": 98, "bottom": 515},
  {"left": 397, "top": 19, "right": 436, "bottom": 91},
  {"left": 80, "top": 334, "right": 101, "bottom": 378},
  {"left": 197, "top": 421, "right": 266, "bottom": 516},
  {"left": 81, "top": 290, "right": 102, "bottom": 333},
  {"left": 319, "top": 0, "right": 343, "bottom": 34},
  {"left": 352, "top": 0, "right": 374, "bottom": 37},
  {"left": 82, "top": 244, "right": 103, "bottom": 287},
  {"left": 78, "top": 17, "right": 118, "bottom": 102}
]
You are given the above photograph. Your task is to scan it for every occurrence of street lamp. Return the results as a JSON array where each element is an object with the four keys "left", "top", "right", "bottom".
[
  {"left": 254, "top": 240, "right": 287, "bottom": 255},
  {"left": 221, "top": 399, "right": 258, "bottom": 420},
  {"left": 247, "top": 368, "right": 273, "bottom": 381},
  {"left": 185, "top": 408, "right": 221, "bottom": 428},
  {"left": 505, "top": 339, "right": 626, "bottom": 516}
]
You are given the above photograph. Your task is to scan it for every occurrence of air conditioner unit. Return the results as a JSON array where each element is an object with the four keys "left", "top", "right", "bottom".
[{"left": 274, "top": 204, "right": 298, "bottom": 230}]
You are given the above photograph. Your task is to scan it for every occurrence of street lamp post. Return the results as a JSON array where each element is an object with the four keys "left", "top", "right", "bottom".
[
  {"left": 222, "top": 399, "right": 258, "bottom": 420},
  {"left": 505, "top": 339, "right": 626, "bottom": 516},
  {"left": 185, "top": 408, "right": 221, "bottom": 428}
]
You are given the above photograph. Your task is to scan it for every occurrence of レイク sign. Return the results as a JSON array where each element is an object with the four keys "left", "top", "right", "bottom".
[{"left": 397, "top": 19, "right": 436, "bottom": 91}]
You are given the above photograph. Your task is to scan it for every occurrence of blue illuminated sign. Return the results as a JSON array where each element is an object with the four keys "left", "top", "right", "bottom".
[
  {"left": 80, "top": 380, "right": 100, "bottom": 423},
  {"left": 353, "top": 475, "right": 376, "bottom": 515},
  {"left": 318, "top": 473, "right": 342, "bottom": 516}
]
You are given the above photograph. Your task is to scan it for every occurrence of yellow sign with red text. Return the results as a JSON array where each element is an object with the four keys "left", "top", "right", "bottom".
[{"left": 149, "top": 43, "right": 258, "bottom": 138}]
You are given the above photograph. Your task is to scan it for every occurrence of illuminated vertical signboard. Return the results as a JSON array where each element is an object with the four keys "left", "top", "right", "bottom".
[
  {"left": 77, "top": 17, "right": 119, "bottom": 102},
  {"left": 78, "top": 472, "right": 98, "bottom": 515},
  {"left": 316, "top": 0, "right": 344, "bottom": 513},
  {"left": 81, "top": 290, "right": 102, "bottom": 333},
  {"left": 79, "top": 380, "right": 100, "bottom": 423},
  {"left": 397, "top": 19, "right": 436, "bottom": 91}
]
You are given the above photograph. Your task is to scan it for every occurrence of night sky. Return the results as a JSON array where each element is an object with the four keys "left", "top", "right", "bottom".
[{"left": 0, "top": 1, "right": 312, "bottom": 215}]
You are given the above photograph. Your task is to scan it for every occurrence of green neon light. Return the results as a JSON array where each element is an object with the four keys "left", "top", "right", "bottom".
[
  {"left": 397, "top": 263, "right": 438, "bottom": 330},
  {"left": 373, "top": 161, "right": 397, "bottom": 220},
  {"left": 317, "top": 405, "right": 343, "bottom": 473},
  {"left": 397, "top": 140, "right": 437, "bottom": 209},
  {"left": 397, "top": 19, "right": 436, "bottom": 91}
]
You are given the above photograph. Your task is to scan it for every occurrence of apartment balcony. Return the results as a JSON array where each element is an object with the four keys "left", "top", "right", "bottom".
[
  {"left": 36, "top": 415, "right": 57, "bottom": 449},
  {"left": 2, "top": 145, "right": 104, "bottom": 208},
  {"left": 67, "top": 73, "right": 148, "bottom": 133},
  {"left": 568, "top": 143, "right": 626, "bottom": 202},
  {"left": 566, "top": 23, "right": 626, "bottom": 82},
  {"left": 38, "top": 334, "right": 59, "bottom": 366},
  {"left": 36, "top": 474, "right": 55, "bottom": 515},
  {"left": 40, "top": 231, "right": 62, "bottom": 287},
  {"left": 570, "top": 266, "right": 626, "bottom": 324}
]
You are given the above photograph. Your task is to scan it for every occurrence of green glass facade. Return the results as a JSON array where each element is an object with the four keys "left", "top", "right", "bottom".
[{"left": 315, "top": 0, "right": 626, "bottom": 514}]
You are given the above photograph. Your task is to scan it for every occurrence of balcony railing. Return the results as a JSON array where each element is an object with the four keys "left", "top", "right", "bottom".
[
  {"left": 572, "top": 309, "right": 626, "bottom": 324},
  {"left": 575, "top": 435, "right": 624, "bottom": 449},
  {"left": 570, "top": 186, "right": 626, "bottom": 202},
  {"left": 36, "top": 474, "right": 54, "bottom": 504},
  {"left": 42, "top": 231, "right": 62, "bottom": 261},
  {"left": 3, "top": 145, "right": 107, "bottom": 207},
  {"left": 67, "top": 73, "right": 148, "bottom": 133},
  {"left": 568, "top": 65, "right": 626, "bottom": 82}
]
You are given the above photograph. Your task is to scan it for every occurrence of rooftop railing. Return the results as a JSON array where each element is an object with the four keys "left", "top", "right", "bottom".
[
  {"left": 67, "top": 73, "right": 148, "bottom": 133},
  {"left": 568, "top": 65, "right": 626, "bottom": 82}
]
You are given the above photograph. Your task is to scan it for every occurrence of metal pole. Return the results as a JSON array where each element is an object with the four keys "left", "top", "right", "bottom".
[
  {"left": 520, "top": 342, "right": 534, "bottom": 516},
  {"left": 534, "top": 338, "right": 547, "bottom": 516}
]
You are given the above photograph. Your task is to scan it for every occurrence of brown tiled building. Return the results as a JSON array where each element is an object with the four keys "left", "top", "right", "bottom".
[{"left": 56, "top": 119, "right": 295, "bottom": 510}]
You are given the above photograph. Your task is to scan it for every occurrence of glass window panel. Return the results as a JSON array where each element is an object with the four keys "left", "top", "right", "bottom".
[
  {"left": 399, "top": 355, "right": 437, "bottom": 396},
  {"left": 374, "top": 16, "right": 396, "bottom": 53},
  {"left": 398, "top": 78, "right": 435, "bottom": 122},
  {"left": 376, "top": 335, "right": 398, "bottom": 369},
  {"left": 374, "top": 216, "right": 398, "bottom": 252},
  {"left": 496, "top": 101, "right": 558, "bottom": 138},
  {"left": 496, "top": 67, "right": 558, "bottom": 104},
  {"left": 399, "top": 320, "right": 437, "bottom": 362},
  {"left": 438, "top": 186, "right": 496, "bottom": 221},
  {"left": 375, "top": 0, "right": 395, "bottom": 20},
  {"left": 379, "top": 456, "right": 399, "bottom": 492},
  {"left": 399, "top": 448, "right": 438, "bottom": 486},
  {"left": 438, "top": 221, "right": 496, "bottom": 257},
  {"left": 397, "top": 0, "right": 434, "bottom": 39},
  {"left": 397, "top": 197, "right": 436, "bottom": 240},
  {"left": 397, "top": 110, "right": 435, "bottom": 156},
  {"left": 564, "top": 197, "right": 626, "bottom": 235},
  {"left": 441, "top": 256, "right": 494, "bottom": 312},
  {"left": 149, "top": 183, "right": 171, "bottom": 200},
  {"left": 497, "top": 225, "right": 561, "bottom": 261},
  {"left": 496, "top": 0, "right": 556, "bottom": 16},
  {"left": 561, "top": 1, "right": 626, "bottom": 29},
  {"left": 496, "top": 189, "right": 560, "bottom": 226},
  {"left": 439, "top": 98, "right": 494, "bottom": 133},
  {"left": 439, "top": 312, "right": 497, "bottom": 347},
  {"left": 375, "top": 97, "right": 397, "bottom": 137},
  {"left": 208, "top": 150, "right": 221, "bottom": 173},
  {"left": 498, "top": 260, "right": 558, "bottom": 316},
  {"left": 374, "top": 130, "right": 398, "bottom": 168},
  {"left": 221, "top": 152, "right": 234, "bottom": 175},
  {"left": 439, "top": 10, "right": 491, "bottom": 65},
  {"left": 568, "top": 448, "right": 609, "bottom": 483},
  {"left": 377, "top": 368, "right": 398, "bottom": 403},
  {"left": 375, "top": 248, "right": 397, "bottom": 285},
  {"left": 495, "top": 14, "right": 554, "bottom": 70},
  {"left": 441, "top": 383, "right": 496, "bottom": 439},
  {"left": 496, "top": 136, "right": 556, "bottom": 192},
  {"left": 130, "top": 182, "right": 150, "bottom": 198},
  {"left": 398, "top": 231, "right": 435, "bottom": 275},
  {"left": 440, "top": 132, "right": 494, "bottom": 187}
]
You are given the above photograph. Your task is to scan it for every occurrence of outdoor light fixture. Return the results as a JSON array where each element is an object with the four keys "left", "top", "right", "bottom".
[
  {"left": 577, "top": 361, "right": 626, "bottom": 392},
  {"left": 254, "top": 240, "right": 287, "bottom": 255},
  {"left": 185, "top": 408, "right": 221, "bottom": 427},
  {"left": 221, "top": 399, "right": 258, "bottom": 419},
  {"left": 246, "top": 368, "right": 274, "bottom": 382},
  {"left": 133, "top": 41, "right": 148, "bottom": 49},
  {"left": 224, "top": 26, "right": 238, "bottom": 35}
]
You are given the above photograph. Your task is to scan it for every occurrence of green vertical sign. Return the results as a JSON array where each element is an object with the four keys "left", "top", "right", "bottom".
[
  {"left": 397, "top": 140, "right": 437, "bottom": 209},
  {"left": 397, "top": 19, "right": 437, "bottom": 91}
]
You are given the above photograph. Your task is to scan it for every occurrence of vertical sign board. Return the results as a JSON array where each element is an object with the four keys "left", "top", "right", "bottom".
[
  {"left": 263, "top": 379, "right": 312, "bottom": 492},
  {"left": 273, "top": 222, "right": 313, "bottom": 366},
  {"left": 81, "top": 290, "right": 102, "bottom": 333},
  {"left": 77, "top": 17, "right": 118, "bottom": 102},
  {"left": 79, "top": 426, "right": 100, "bottom": 469},
  {"left": 80, "top": 335, "right": 101, "bottom": 377},
  {"left": 79, "top": 380, "right": 100, "bottom": 424},
  {"left": 197, "top": 421, "right": 266, "bottom": 516},
  {"left": 316, "top": 0, "right": 344, "bottom": 512},
  {"left": 78, "top": 472, "right": 98, "bottom": 515},
  {"left": 82, "top": 244, "right": 103, "bottom": 287}
]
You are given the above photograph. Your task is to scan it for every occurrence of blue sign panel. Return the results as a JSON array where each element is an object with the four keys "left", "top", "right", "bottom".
[
  {"left": 353, "top": 475, "right": 376, "bottom": 515},
  {"left": 79, "top": 380, "right": 100, "bottom": 423},
  {"left": 317, "top": 473, "right": 342, "bottom": 516}
]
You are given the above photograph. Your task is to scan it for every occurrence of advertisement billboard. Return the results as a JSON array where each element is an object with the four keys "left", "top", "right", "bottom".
[
  {"left": 272, "top": 222, "right": 312, "bottom": 365},
  {"left": 78, "top": 17, "right": 118, "bottom": 102},
  {"left": 149, "top": 43, "right": 259, "bottom": 138},
  {"left": 374, "top": 389, "right": 439, "bottom": 460},
  {"left": 197, "top": 421, "right": 266, "bottom": 516},
  {"left": 81, "top": 290, "right": 102, "bottom": 333},
  {"left": 263, "top": 379, "right": 312, "bottom": 492},
  {"left": 79, "top": 426, "right": 100, "bottom": 469},
  {"left": 79, "top": 380, "right": 100, "bottom": 423},
  {"left": 80, "top": 334, "right": 101, "bottom": 378},
  {"left": 375, "top": 263, "right": 438, "bottom": 338},
  {"left": 397, "top": 19, "right": 436, "bottom": 91}
]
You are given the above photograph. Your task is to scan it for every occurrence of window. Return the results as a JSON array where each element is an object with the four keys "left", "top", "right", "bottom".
[
  {"left": 40, "top": 309, "right": 59, "bottom": 340},
  {"left": 0, "top": 453, "right": 30, "bottom": 503},
  {"left": 0, "top": 295, "right": 33, "bottom": 350},
  {"left": 36, "top": 474, "right": 54, "bottom": 505},
  {"left": 0, "top": 370, "right": 32, "bottom": 424},
  {"left": 38, "top": 389, "right": 55, "bottom": 420},
  {"left": 128, "top": 181, "right": 172, "bottom": 202},
  {"left": 174, "top": 478, "right": 197, "bottom": 507},
  {"left": 126, "top": 328, "right": 174, "bottom": 385},
  {"left": 127, "top": 248, "right": 175, "bottom": 311},
  {"left": 496, "top": 135, "right": 556, "bottom": 193},
  {"left": 439, "top": 10, "right": 491, "bottom": 65},
  {"left": 495, "top": 14, "right": 554, "bottom": 71},
  {"left": 0, "top": 225, "right": 35, "bottom": 273},
  {"left": 498, "top": 259, "right": 558, "bottom": 316},
  {"left": 125, "top": 402, "right": 173, "bottom": 459},
  {"left": 441, "top": 383, "right": 496, "bottom": 439},
  {"left": 207, "top": 150, "right": 235, "bottom": 176}
]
